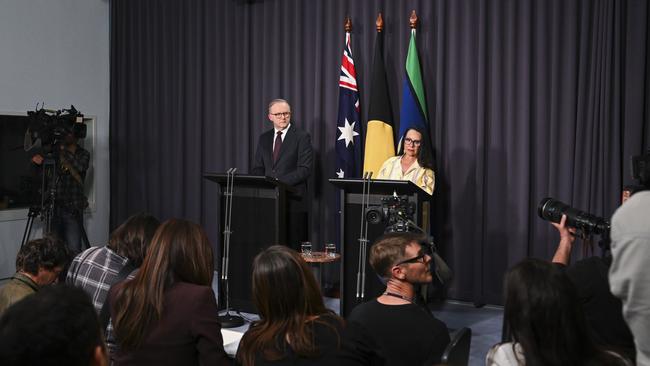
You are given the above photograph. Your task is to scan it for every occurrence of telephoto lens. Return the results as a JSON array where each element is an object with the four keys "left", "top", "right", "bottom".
[{"left": 537, "top": 197, "right": 610, "bottom": 235}]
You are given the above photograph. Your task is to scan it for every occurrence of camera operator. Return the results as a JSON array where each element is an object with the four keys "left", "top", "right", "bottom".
[
  {"left": 609, "top": 151, "right": 650, "bottom": 366},
  {"left": 550, "top": 214, "right": 635, "bottom": 360},
  {"left": 32, "top": 130, "right": 90, "bottom": 256}
]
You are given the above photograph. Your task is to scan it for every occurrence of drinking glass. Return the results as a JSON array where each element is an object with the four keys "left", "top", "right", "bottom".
[
  {"left": 300, "top": 241, "right": 312, "bottom": 257},
  {"left": 325, "top": 243, "right": 337, "bottom": 257}
]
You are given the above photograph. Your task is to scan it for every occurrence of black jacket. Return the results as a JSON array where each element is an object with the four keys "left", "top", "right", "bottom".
[{"left": 251, "top": 124, "right": 313, "bottom": 199}]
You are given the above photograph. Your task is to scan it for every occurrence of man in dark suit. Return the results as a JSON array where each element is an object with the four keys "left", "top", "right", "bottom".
[{"left": 251, "top": 99, "right": 313, "bottom": 247}]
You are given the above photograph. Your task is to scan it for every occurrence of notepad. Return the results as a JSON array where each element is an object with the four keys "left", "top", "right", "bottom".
[{"left": 221, "top": 328, "right": 244, "bottom": 356}]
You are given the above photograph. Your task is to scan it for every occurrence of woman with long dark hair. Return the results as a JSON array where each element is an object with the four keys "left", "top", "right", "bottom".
[
  {"left": 486, "top": 258, "right": 630, "bottom": 366},
  {"left": 108, "top": 219, "right": 230, "bottom": 365},
  {"left": 236, "top": 246, "right": 344, "bottom": 366},
  {"left": 376, "top": 127, "right": 435, "bottom": 194}
]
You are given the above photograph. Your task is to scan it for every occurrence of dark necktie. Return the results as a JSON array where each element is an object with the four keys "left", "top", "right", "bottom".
[{"left": 273, "top": 131, "right": 283, "bottom": 163}]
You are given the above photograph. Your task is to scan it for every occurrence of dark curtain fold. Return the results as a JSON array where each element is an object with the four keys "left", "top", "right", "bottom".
[{"left": 110, "top": 0, "right": 650, "bottom": 304}]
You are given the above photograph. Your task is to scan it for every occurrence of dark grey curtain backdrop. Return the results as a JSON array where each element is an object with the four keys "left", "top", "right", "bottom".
[{"left": 110, "top": 0, "right": 650, "bottom": 304}]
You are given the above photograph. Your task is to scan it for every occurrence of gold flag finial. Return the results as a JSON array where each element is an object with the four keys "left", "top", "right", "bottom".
[{"left": 409, "top": 10, "right": 418, "bottom": 29}]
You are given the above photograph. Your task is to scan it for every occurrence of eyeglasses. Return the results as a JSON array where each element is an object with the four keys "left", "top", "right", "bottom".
[
  {"left": 394, "top": 247, "right": 431, "bottom": 266},
  {"left": 404, "top": 138, "right": 421, "bottom": 146},
  {"left": 271, "top": 112, "right": 291, "bottom": 118}
]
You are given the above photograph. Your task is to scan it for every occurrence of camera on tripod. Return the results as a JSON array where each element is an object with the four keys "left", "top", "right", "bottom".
[
  {"left": 20, "top": 105, "right": 90, "bottom": 249},
  {"left": 25, "top": 105, "right": 86, "bottom": 152},
  {"left": 365, "top": 195, "right": 416, "bottom": 233}
]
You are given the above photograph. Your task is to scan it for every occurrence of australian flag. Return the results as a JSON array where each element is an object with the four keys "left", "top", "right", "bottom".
[{"left": 336, "top": 31, "right": 362, "bottom": 178}]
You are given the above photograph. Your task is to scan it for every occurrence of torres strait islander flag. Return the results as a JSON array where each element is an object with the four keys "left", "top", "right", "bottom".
[{"left": 335, "top": 31, "right": 362, "bottom": 179}]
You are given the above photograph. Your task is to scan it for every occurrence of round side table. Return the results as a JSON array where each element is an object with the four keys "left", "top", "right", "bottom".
[{"left": 300, "top": 252, "right": 341, "bottom": 286}]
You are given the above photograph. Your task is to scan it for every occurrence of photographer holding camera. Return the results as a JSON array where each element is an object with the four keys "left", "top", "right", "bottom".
[
  {"left": 31, "top": 127, "right": 90, "bottom": 256},
  {"left": 548, "top": 214, "right": 635, "bottom": 360},
  {"left": 609, "top": 151, "right": 650, "bottom": 366}
]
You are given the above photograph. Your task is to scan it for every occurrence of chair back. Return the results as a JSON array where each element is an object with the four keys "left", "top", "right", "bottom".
[{"left": 440, "top": 327, "right": 472, "bottom": 366}]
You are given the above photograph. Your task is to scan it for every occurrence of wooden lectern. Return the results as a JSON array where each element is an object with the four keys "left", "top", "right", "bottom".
[
  {"left": 204, "top": 173, "right": 296, "bottom": 313},
  {"left": 329, "top": 178, "right": 431, "bottom": 317}
]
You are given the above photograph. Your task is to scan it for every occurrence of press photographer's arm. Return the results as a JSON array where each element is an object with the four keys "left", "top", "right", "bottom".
[{"left": 551, "top": 214, "right": 577, "bottom": 265}]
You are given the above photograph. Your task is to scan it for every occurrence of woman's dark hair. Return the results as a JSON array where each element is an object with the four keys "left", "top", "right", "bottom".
[
  {"left": 397, "top": 126, "right": 435, "bottom": 170},
  {"left": 16, "top": 236, "right": 69, "bottom": 275},
  {"left": 236, "top": 246, "right": 342, "bottom": 366},
  {"left": 113, "top": 219, "right": 214, "bottom": 349},
  {"left": 503, "top": 258, "right": 628, "bottom": 366},
  {"left": 108, "top": 212, "right": 160, "bottom": 267}
]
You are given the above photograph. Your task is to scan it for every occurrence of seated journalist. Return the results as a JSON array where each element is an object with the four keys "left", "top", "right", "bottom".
[
  {"left": 108, "top": 219, "right": 231, "bottom": 365},
  {"left": 236, "top": 246, "right": 344, "bottom": 366},
  {"left": 0, "top": 284, "right": 107, "bottom": 366},
  {"left": 340, "top": 232, "right": 450, "bottom": 366},
  {"left": 67, "top": 212, "right": 160, "bottom": 314},
  {"left": 486, "top": 258, "right": 630, "bottom": 366},
  {"left": 0, "top": 236, "right": 69, "bottom": 316}
]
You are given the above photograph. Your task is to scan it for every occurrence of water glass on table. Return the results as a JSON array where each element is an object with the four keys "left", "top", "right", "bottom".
[
  {"left": 300, "top": 241, "right": 312, "bottom": 257},
  {"left": 325, "top": 243, "right": 337, "bottom": 257}
]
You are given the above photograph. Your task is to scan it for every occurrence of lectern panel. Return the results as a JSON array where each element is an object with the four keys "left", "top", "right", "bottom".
[
  {"left": 341, "top": 199, "right": 387, "bottom": 316},
  {"left": 223, "top": 196, "right": 279, "bottom": 313},
  {"left": 204, "top": 173, "right": 290, "bottom": 315}
]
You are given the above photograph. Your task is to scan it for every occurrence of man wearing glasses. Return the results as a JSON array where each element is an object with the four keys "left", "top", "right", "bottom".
[
  {"left": 251, "top": 99, "right": 313, "bottom": 247},
  {"left": 340, "top": 232, "right": 450, "bottom": 365}
]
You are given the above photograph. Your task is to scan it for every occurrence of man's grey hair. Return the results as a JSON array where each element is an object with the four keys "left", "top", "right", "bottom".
[{"left": 268, "top": 99, "right": 291, "bottom": 113}]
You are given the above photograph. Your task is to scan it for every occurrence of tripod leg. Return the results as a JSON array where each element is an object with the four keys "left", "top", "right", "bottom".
[
  {"left": 78, "top": 214, "right": 91, "bottom": 250},
  {"left": 21, "top": 215, "right": 34, "bottom": 249}
]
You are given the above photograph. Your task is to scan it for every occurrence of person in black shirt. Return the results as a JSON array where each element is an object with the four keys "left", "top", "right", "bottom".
[
  {"left": 550, "top": 214, "right": 635, "bottom": 361},
  {"left": 340, "top": 232, "right": 450, "bottom": 366},
  {"left": 32, "top": 131, "right": 90, "bottom": 256}
]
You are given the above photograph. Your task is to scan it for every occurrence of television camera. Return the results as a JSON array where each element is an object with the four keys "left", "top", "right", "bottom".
[
  {"left": 24, "top": 105, "right": 86, "bottom": 153},
  {"left": 21, "top": 105, "right": 88, "bottom": 249},
  {"left": 365, "top": 195, "right": 417, "bottom": 233}
]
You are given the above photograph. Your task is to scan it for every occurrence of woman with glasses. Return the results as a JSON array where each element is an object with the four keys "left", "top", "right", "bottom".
[
  {"left": 376, "top": 127, "right": 435, "bottom": 195},
  {"left": 236, "top": 245, "right": 344, "bottom": 366}
]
